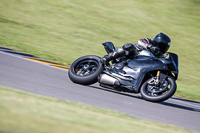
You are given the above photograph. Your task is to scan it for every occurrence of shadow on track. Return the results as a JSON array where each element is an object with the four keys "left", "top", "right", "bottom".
[
  {"left": 160, "top": 102, "right": 200, "bottom": 112},
  {"left": 89, "top": 85, "right": 200, "bottom": 112},
  {"left": 89, "top": 85, "right": 143, "bottom": 100}
]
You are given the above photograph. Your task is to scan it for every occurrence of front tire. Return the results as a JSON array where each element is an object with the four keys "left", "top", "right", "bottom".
[
  {"left": 68, "top": 55, "right": 103, "bottom": 85},
  {"left": 140, "top": 76, "right": 176, "bottom": 102}
]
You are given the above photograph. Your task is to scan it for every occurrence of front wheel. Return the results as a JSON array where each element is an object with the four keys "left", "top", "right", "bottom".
[
  {"left": 140, "top": 76, "right": 176, "bottom": 102},
  {"left": 68, "top": 55, "right": 104, "bottom": 85}
]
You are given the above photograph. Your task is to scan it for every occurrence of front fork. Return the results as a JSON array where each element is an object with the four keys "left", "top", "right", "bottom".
[
  {"left": 155, "top": 71, "right": 161, "bottom": 85},
  {"left": 157, "top": 71, "right": 161, "bottom": 77},
  {"left": 148, "top": 71, "right": 161, "bottom": 86}
]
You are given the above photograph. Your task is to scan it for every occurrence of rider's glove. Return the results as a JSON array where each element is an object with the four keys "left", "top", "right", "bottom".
[{"left": 147, "top": 45, "right": 161, "bottom": 56}]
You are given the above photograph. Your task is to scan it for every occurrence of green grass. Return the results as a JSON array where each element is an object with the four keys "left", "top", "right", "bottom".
[
  {"left": 0, "top": 85, "right": 196, "bottom": 133},
  {"left": 0, "top": 0, "right": 200, "bottom": 101}
]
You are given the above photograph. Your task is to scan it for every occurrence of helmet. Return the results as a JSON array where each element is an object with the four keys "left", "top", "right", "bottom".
[{"left": 153, "top": 33, "right": 171, "bottom": 54}]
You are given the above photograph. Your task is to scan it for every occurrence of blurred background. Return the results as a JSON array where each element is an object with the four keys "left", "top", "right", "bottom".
[{"left": 0, "top": 0, "right": 199, "bottom": 101}]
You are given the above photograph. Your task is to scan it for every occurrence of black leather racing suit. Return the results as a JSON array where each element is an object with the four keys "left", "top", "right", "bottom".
[{"left": 101, "top": 38, "right": 162, "bottom": 64}]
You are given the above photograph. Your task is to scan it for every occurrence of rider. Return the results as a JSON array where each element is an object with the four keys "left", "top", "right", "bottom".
[{"left": 101, "top": 32, "right": 171, "bottom": 64}]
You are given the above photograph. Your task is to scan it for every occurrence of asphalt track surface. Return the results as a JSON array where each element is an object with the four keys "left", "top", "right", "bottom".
[{"left": 0, "top": 51, "right": 200, "bottom": 132}]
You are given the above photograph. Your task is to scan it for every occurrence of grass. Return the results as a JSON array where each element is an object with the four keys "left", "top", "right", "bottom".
[
  {"left": 0, "top": 85, "right": 196, "bottom": 133},
  {"left": 0, "top": 0, "right": 200, "bottom": 101}
]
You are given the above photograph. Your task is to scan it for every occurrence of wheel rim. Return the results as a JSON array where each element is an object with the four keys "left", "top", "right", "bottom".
[
  {"left": 73, "top": 59, "right": 99, "bottom": 76},
  {"left": 145, "top": 77, "right": 171, "bottom": 97}
]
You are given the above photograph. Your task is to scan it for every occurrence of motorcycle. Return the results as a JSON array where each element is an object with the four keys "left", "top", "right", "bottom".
[{"left": 68, "top": 42, "right": 179, "bottom": 102}]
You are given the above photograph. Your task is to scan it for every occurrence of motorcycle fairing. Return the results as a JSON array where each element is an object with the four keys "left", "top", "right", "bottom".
[
  {"left": 167, "top": 52, "right": 179, "bottom": 79},
  {"left": 105, "top": 56, "right": 170, "bottom": 92},
  {"left": 126, "top": 56, "right": 171, "bottom": 92}
]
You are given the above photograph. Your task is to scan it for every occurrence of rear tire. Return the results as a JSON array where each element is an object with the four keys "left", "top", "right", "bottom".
[
  {"left": 68, "top": 55, "right": 103, "bottom": 85},
  {"left": 140, "top": 76, "right": 176, "bottom": 102}
]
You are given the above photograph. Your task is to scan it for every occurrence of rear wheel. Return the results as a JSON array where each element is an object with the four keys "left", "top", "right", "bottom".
[
  {"left": 140, "top": 76, "right": 176, "bottom": 102},
  {"left": 68, "top": 55, "right": 103, "bottom": 85}
]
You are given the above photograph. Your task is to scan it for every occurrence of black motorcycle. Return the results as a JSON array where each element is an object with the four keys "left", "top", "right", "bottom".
[{"left": 68, "top": 42, "right": 179, "bottom": 102}]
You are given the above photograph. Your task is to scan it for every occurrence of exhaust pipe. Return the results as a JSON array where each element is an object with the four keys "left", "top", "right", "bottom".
[{"left": 98, "top": 74, "right": 120, "bottom": 86}]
